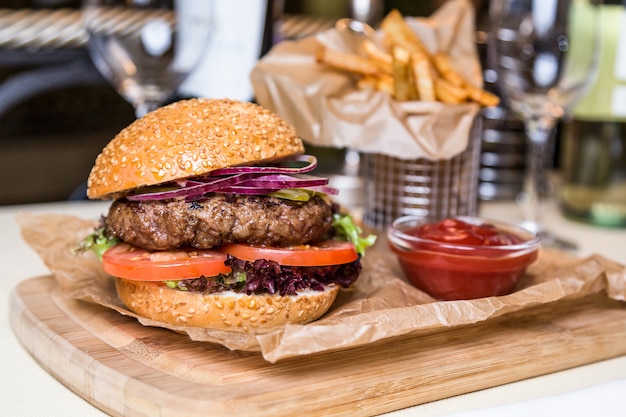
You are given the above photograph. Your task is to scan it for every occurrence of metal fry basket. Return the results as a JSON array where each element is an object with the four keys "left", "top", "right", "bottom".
[{"left": 361, "top": 118, "right": 482, "bottom": 230}]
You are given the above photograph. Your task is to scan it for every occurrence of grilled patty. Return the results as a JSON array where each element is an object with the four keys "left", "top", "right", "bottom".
[{"left": 105, "top": 195, "right": 335, "bottom": 251}]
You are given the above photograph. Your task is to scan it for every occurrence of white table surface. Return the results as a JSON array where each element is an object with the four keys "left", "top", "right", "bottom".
[{"left": 1, "top": 199, "right": 625, "bottom": 417}]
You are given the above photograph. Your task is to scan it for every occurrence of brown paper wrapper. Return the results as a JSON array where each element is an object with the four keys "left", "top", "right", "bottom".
[
  {"left": 17, "top": 212, "right": 626, "bottom": 363},
  {"left": 250, "top": 0, "right": 482, "bottom": 160}
]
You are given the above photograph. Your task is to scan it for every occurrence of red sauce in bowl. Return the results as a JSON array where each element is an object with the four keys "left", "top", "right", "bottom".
[
  {"left": 413, "top": 218, "right": 524, "bottom": 246},
  {"left": 388, "top": 217, "right": 540, "bottom": 300}
]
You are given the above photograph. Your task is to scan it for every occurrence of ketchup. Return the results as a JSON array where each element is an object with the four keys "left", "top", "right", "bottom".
[
  {"left": 410, "top": 218, "right": 524, "bottom": 247},
  {"left": 388, "top": 217, "right": 540, "bottom": 301}
]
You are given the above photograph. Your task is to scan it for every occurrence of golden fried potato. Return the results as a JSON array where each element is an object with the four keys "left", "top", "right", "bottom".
[
  {"left": 316, "top": 45, "right": 380, "bottom": 76},
  {"left": 316, "top": 9, "right": 500, "bottom": 106},
  {"left": 411, "top": 50, "right": 436, "bottom": 101}
]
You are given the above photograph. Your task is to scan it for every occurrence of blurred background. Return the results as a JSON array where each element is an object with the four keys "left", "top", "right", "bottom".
[{"left": 0, "top": 0, "right": 566, "bottom": 206}]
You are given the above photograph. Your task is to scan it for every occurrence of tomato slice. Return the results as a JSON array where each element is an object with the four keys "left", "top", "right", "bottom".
[
  {"left": 218, "top": 240, "right": 358, "bottom": 266},
  {"left": 102, "top": 243, "right": 231, "bottom": 281}
]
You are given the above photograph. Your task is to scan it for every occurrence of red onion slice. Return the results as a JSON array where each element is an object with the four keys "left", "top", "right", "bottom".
[
  {"left": 218, "top": 185, "right": 339, "bottom": 196},
  {"left": 208, "top": 154, "right": 317, "bottom": 176},
  {"left": 127, "top": 173, "right": 253, "bottom": 201},
  {"left": 307, "top": 185, "right": 339, "bottom": 195},
  {"left": 237, "top": 174, "right": 329, "bottom": 188},
  {"left": 216, "top": 174, "right": 338, "bottom": 195},
  {"left": 125, "top": 155, "right": 336, "bottom": 201}
]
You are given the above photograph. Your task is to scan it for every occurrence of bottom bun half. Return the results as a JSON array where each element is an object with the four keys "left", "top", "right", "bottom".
[{"left": 115, "top": 279, "right": 340, "bottom": 333}]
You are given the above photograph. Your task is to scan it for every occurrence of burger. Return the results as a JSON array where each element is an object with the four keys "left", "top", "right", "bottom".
[{"left": 79, "top": 98, "right": 375, "bottom": 333}]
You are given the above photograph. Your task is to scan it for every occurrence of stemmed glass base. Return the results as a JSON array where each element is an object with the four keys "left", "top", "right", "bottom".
[
  {"left": 518, "top": 116, "right": 577, "bottom": 251},
  {"left": 488, "top": 0, "right": 601, "bottom": 252},
  {"left": 134, "top": 99, "right": 163, "bottom": 119}
]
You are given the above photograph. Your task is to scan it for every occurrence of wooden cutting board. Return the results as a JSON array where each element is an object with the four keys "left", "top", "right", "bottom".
[{"left": 10, "top": 275, "right": 626, "bottom": 417}]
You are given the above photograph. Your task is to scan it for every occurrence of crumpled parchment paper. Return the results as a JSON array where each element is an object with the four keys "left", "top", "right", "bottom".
[
  {"left": 250, "top": 0, "right": 483, "bottom": 160},
  {"left": 17, "top": 212, "right": 626, "bottom": 363}
]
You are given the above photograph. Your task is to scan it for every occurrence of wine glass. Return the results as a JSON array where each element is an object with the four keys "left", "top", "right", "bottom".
[
  {"left": 488, "top": 0, "right": 601, "bottom": 248},
  {"left": 82, "top": 0, "right": 212, "bottom": 118}
]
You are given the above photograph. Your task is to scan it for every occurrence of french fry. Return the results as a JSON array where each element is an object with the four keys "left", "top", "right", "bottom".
[
  {"left": 431, "top": 51, "right": 465, "bottom": 87},
  {"left": 391, "top": 46, "right": 417, "bottom": 101},
  {"left": 464, "top": 82, "right": 500, "bottom": 107},
  {"left": 316, "top": 45, "right": 380, "bottom": 76},
  {"left": 381, "top": 9, "right": 429, "bottom": 56},
  {"left": 433, "top": 77, "right": 468, "bottom": 104},
  {"left": 411, "top": 51, "right": 436, "bottom": 101},
  {"left": 356, "top": 75, "right": 378, "bottom": 91},
  {"left": 374, "top": 73, "right": 395, "bottom": 96},
  {"left": 432, "top": 51, "right": 500, "bottom": 106},
  {"left": 316, "top": 9, "right": 501, "bottom": 107},
  {"left": 357, "top": 73, "right": 395, "bottom": 96},
  {"left": 362, "top": 40, "right": 393, "bottom": 75}
]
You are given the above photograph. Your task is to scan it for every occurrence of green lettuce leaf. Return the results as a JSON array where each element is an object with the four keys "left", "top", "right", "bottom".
[
  {"left": 74, "top": 225, "right": 119, "bottom": 261},
  {"left": 332, "top": 213, "right": 377, "bottom": 256}
]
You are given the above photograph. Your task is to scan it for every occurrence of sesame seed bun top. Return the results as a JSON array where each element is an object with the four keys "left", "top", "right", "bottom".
[{"left": 86, "top": 98, "right": 304, "bottom": 200}]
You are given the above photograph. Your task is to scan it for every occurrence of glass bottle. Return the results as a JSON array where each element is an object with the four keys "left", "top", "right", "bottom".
[{"left": 559, "top": 1, "right": 626, "bottom": 228}]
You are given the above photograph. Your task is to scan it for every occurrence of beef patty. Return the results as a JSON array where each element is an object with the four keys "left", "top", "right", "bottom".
[{"left": 105, "top": 194, "right": 335, "bottom": 251}]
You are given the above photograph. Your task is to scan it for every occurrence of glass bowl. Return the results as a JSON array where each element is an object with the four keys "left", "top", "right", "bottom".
[{"left": 387, "top": 216, "right": 541, "bottom": 301}]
